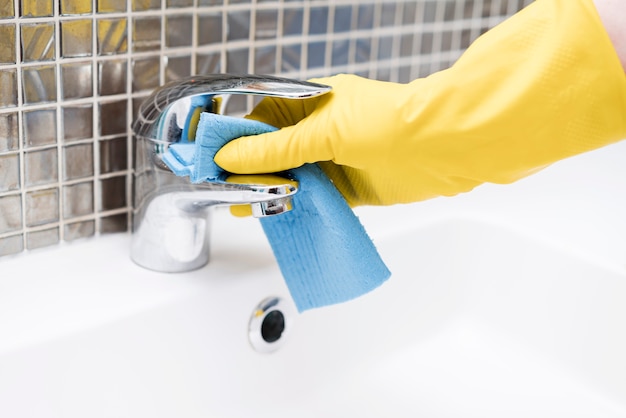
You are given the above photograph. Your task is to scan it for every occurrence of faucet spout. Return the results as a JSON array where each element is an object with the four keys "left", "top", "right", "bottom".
[
  {"left": 130, "top": 74, "right": 330, "bottom": 273},
  {"left": 130, "top": 180, "right": 296, "bottom": 272}
]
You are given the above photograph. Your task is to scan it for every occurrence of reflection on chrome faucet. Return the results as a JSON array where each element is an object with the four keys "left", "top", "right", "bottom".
[{"left": 131, "top": 74, "right": 331, "bottom": 273}]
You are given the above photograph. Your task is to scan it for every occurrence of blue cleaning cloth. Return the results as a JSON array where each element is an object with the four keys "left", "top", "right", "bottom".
[{"left": 163, "top": 112, "right": 391, "bottom": 312}]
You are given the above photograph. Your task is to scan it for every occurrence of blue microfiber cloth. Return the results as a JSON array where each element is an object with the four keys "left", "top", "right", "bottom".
[{"left": 163, "top": 112, "right": 391, "bottom": 312}]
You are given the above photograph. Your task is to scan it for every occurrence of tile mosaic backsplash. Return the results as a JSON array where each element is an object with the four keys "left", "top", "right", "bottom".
[{"left": 0, "top": 0, "right": 531, "bottom": 257}]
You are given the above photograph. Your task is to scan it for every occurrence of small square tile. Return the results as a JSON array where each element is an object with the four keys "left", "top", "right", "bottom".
[
  {"left": 0, "top": 0, "right": 14, "bottom": 19},
  {"left": 400, "top": 34, "right": 413, "bottom": 57},
  {"left": 132, "top": 16, "right": 161, "bottom": 52},
  {"left": 21, "top": 0, "right": 53, "bottom": 17},
  {"left": 377, "top": 67, "right": 391, "bottom": 82},
  {"left": 225, "top": 94, "right": 246, "bottom": 115},
  {"left": 63, "top": 181, "right": 94, "bottom": 218},
  {"left": 460, "top": 28, "right": 472, "bottom": 49},
  {"left": 254, "top": 46, "right": 276, "bottom": 74},
  {"left": 132, "top": 96, "right": 147, "bottom": 122},
  {"left": 398, "top": 65, "right": 412, "bottom": 84},
  {"left": 61, "top": 19, "right": 93, "bottom": 58},
  {"left": 99, "top": 175, "right": 126, "bottom": 211},
  {"left": 354, "top": 69, "right": 369, "bottom": 79},
  {"left": 444, "top": 1, "right": 458, "bottom": 21},
  {"left": 378, "top": 36, "right": 393, "bottom": 60},
  {"left": 166, "top": 15, "right": 193, "bottom": 48},
  {"left": 402, "top": 3, "right": 417, "bottom": 25},
  {"left": 195, "top": 52, "right": 221, "bottom": 75},
  {"left": 0, "top": 235, "right": 23, "bottom": 257},
  {"left": 63, "top": 104, "right": 93, "bottom": 142},
  {"left": 0, "top": 154, "right": 19, "bottom": 192},
  {"left": 97, "top": 18, "right": 128, "bottom": 56},
  {"left": 423, "top": 1, "right": 438, "bottom": 23},
  {"left": 132, "top": 0, "right": 161, "bottom": 11},
  {"left": 332, "top": 6, "right": 352, "bottom": 33},
  {"left": 99, "top": 59, "right": 127, "bottom": 96},
  {"left": 167, "top": 0, "right": 193, "bottom": 7},
  {"left": 61, "top": 61, "right": 93, "bottom": 100},
  {"left": 227, "top": 11, "right": 250, "bottom": 42},
  {"left": 64, "top": 220, "right": 95, "bottom": 241},
  {"left": 61, "top": 0, "right": 93, "bottom": 15},
  {"left": 132, "top": 56, "right": 160, "bottom": 92},
  {"left": 331, "top": 40, "right": 349, "bottom": 66},
  {"left": 100, "top": 213, "right": 127, "bottom": 234},
  {"left": 255, "top": 10, "right": 277, "bottom": 40},
  {"left": 442, "top": 30, "right": 453, "bottom": 52},
  {"left": 281, "top": 44, "right": 301, "bottom": 72},
  {"left": 25, "top": 148, "right": 58, "bottom": 187},
  {"left": 197, "top": 0, "right": 222, "bottom": 5},
  {"left": 100, "top": 137, "right": 127, "bottom": 174},
  {"left": 165, "top": 55, "right": 191, "bottom": 83},
  {"left": 22, "top": 65, "right": 57, "bottom": 104},
  {"left": 25, "top": 188, "right": 59, "bottom": 227},
  {"left": 23, "top": 108, "right": 57, "bottom": 148},
  {"left": 0, "top": 194, "right": 22, "bottom": 233},
  {"left": 26, "top": 228, "right": 59, "bottom": 250},
  {"left": 356, "top": 38, "right": 371, "bottom": 63},
  {"left": 0, "top": 112, "right": 19, "bottom": 152},
  {"left": 356, "top": 4, "right": 374, "bottom": 30},
  {"left": 0, "top": 24, "right": 16, "bottom": 64},
  {"left": 380, "top": 3, "right": 396, "bottom": 26},
  {"left": 226, "top": 48, "right": 248, "bottom": 73},
  {"left": 420, "top": 32, "right": 434, "bottom": 55},
  {"left": 418, "top": 62, "right": 432, "bottom": 78},
  {"left": 309, "top": 7, "right": 329, "bottom": 35},
  {"left": 99, "top": 100, "right": 128, "bottom": 136},
  {"left": 21, "top": 22, "right": 55, "bottom": 62},
  {"left": 284, "top": 10, "right": 304, "bottom": 37},
  {"left": 63, "top": 143, "right": 94, "bottom": 180},
  {"left": 197, "top": 13, "right": 222, "bottom": 46},
  {"left": 307, "top": 41, "right": 325, "bottom": 68},
  {"left": 0, "top": 69, "right": 18, "bottom": 108},
  {"left": 97, "top": 0, "right": 127, "bottom": 13}
]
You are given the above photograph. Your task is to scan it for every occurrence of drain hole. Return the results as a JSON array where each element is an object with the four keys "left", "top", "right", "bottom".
[
  {"left": 261, "top": 310, "right": 285, "bottom": 343},
  {"left": 249, "top": 297, "right": 296, "bottom": 353}
]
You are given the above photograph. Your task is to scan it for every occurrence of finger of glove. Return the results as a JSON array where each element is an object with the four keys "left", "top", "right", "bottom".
[
  {"left": 244, "top": 76, "right": 334, "bottom": 127},
  {"left": 215, "top": 121, "right": 335, "bottom": 174},
  {"left": 229, "top": 204, "right": 253, "bottom": 217},
  {"left": 245, "top": 97, "right": 306, "bottom": 128}
]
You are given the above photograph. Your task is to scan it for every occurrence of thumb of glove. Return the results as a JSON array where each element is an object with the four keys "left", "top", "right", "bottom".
[{"left": 214, "top": 112, "right": 335, "bottom": 174}]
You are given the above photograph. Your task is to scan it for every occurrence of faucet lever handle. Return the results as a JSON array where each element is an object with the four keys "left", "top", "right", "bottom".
[{"left": 224, "top": 174, "right": 298, "bottom": 218}]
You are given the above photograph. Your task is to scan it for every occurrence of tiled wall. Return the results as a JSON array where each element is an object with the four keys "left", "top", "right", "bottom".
[{"left": 0, "top": 0, "right": 531, "bottom": 257}]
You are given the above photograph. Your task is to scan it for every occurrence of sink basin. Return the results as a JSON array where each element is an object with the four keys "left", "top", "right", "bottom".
[{"left": 2, "top": 142, "right": 626, "bottom": 417}]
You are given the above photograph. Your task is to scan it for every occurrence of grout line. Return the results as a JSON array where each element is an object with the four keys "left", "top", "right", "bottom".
[
  {"left": 413, "top": 1, "right": 427, "bottom": 79},
  {"left": 300, "top": 0, "right": 310, "bottom": 80},
  {"left": 345, "top": 4, "right": 356, "bottom": 75},
  {"left": 125, "top": 0, "right": 134, "bottom": 232},
  {"left": 14, "top": 0, "right": 26, "bottom": 252},
  {"left": 92, "top": 1, "right": 101, "bottom": 234},
  {"left": 54, "top": 0, "right": 64, "bottom": 242},
  {"left": 388, "top": 1, "right": 404, "bottom": 82},
  {"left": 368, "top": 1, "right": 381, "bottom": 80}
]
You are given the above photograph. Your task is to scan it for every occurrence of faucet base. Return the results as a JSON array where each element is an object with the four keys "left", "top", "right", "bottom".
[{"left": 131, "top": 193, "right": 212, "bottom": 273}]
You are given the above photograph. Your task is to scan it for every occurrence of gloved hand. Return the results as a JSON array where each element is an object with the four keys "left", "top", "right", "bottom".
[{"left": 215, "top": 0, "right": 626, "bottom": 207}]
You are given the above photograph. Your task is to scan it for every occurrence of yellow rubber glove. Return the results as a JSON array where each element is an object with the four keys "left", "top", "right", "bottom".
[{"left": 215, "top": 0, "right": 626, "bottom": 207}]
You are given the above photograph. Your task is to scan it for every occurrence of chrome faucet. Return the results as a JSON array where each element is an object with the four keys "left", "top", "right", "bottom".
[{"left": 131, "top": 74, "right": 331, "bottom": 272}]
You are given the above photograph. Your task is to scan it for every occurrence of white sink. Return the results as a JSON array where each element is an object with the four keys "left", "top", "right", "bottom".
[{"left": 2, "top": 142, "right": 626, "bottom": 417}]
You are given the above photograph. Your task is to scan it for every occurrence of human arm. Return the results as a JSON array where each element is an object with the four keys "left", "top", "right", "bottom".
[{"left": 215, "top": 0, "right": 626, "bottom": 207}]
